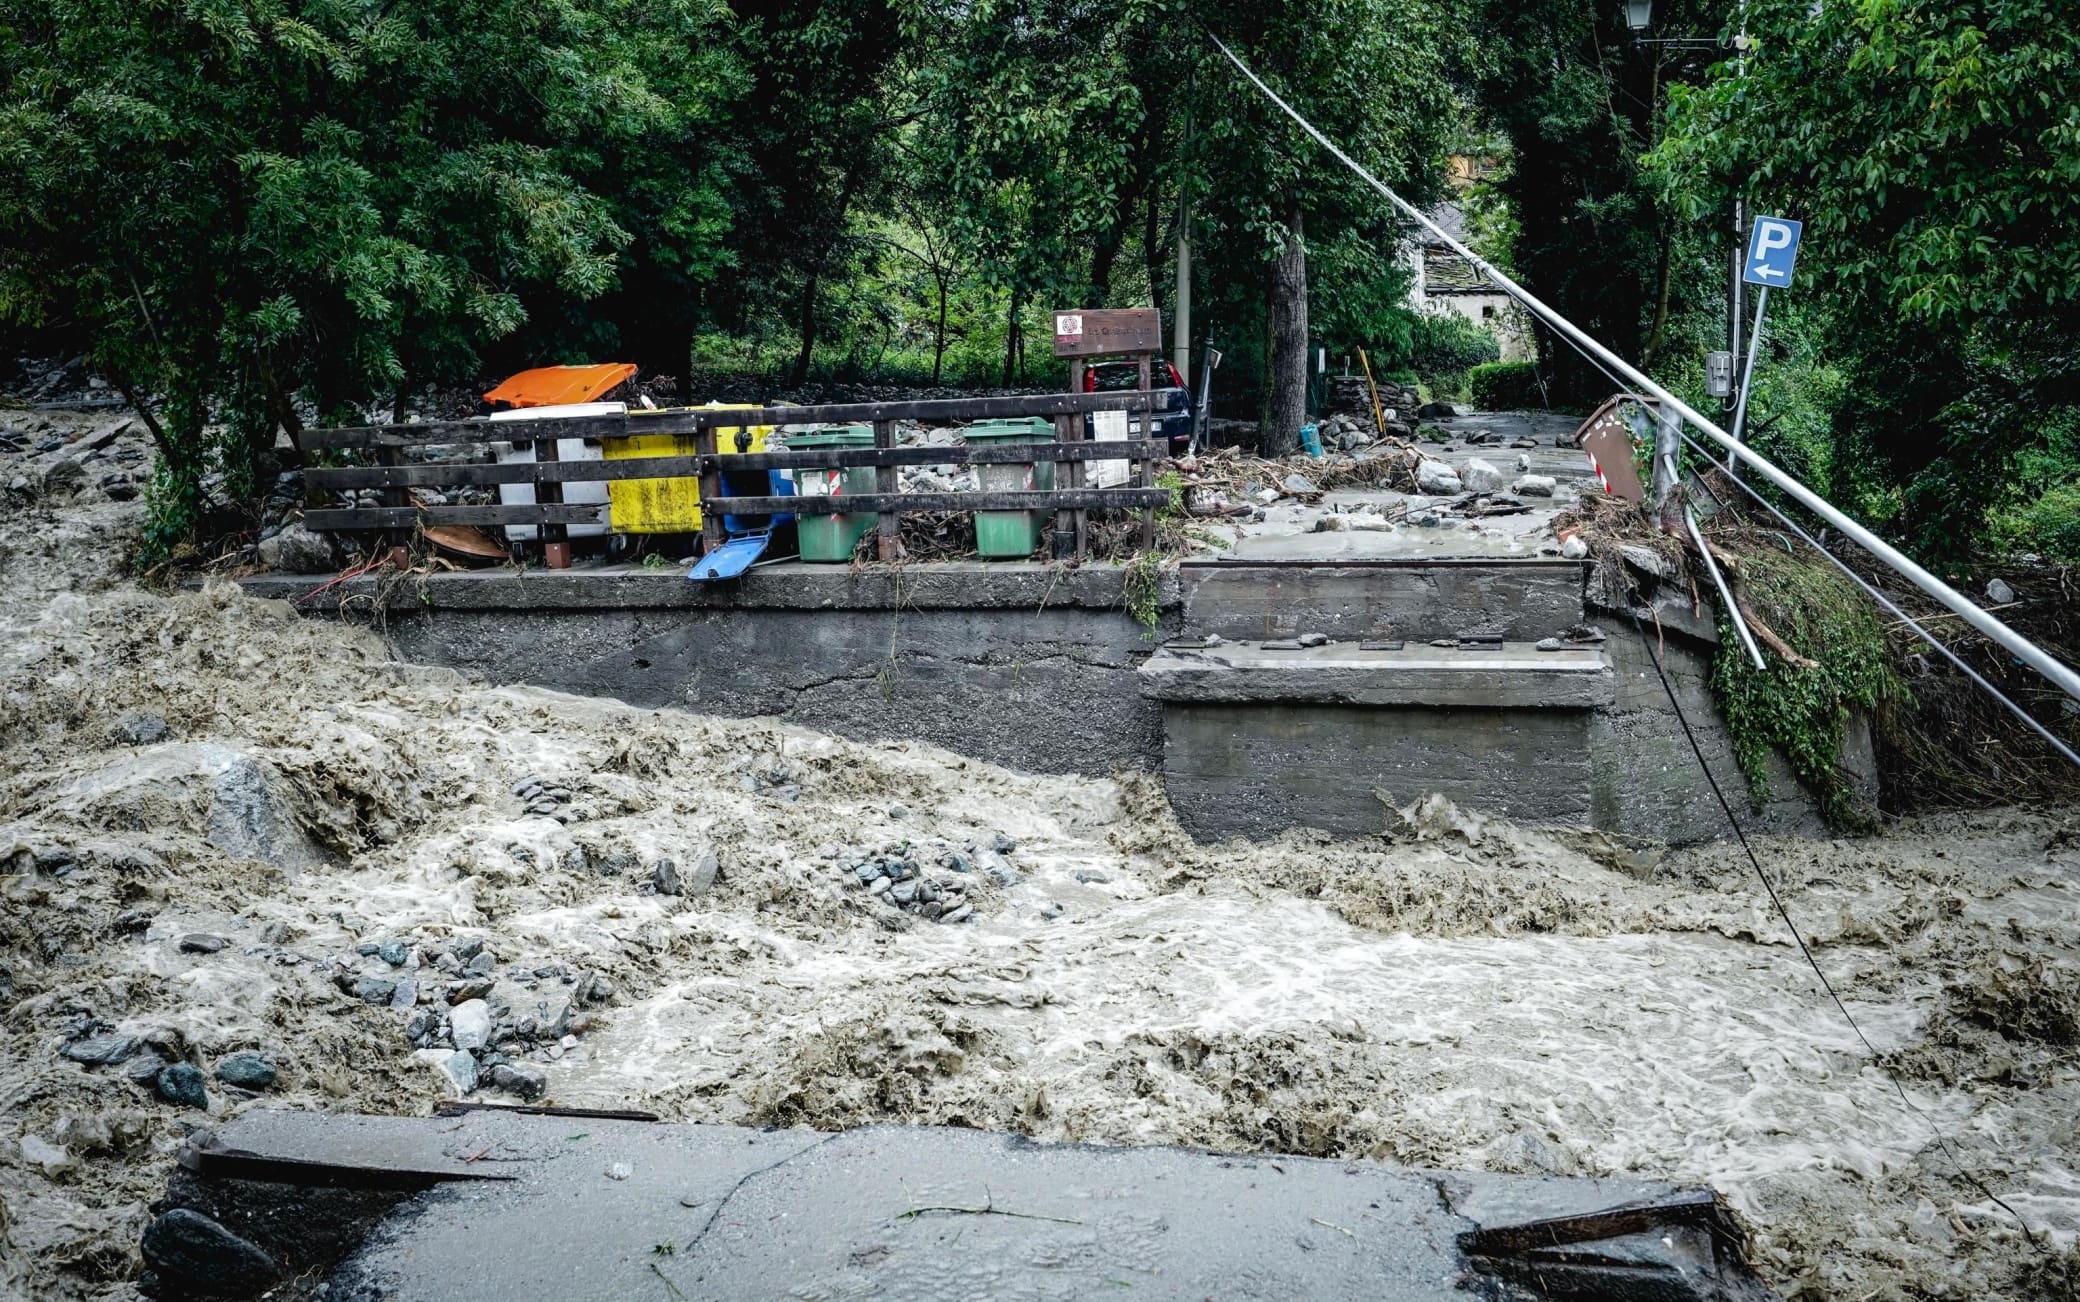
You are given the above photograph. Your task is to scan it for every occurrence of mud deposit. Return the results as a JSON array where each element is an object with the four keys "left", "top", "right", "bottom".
[{"left": 4, "top": 412, "right": 2080, "bottom": 1300}]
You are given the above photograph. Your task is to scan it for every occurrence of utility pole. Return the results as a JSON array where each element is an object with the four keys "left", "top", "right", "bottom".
[
  {"left": 1173, "top": 104, "right": 1193, "bottom": 382},
  {"left": 1728, "top": 197, "right": 1744, "bottom": 419}
]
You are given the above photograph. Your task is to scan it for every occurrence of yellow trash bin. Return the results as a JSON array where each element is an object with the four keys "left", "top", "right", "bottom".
[{"left": 605, "top": 402, "right": 773, "bottom": 534}]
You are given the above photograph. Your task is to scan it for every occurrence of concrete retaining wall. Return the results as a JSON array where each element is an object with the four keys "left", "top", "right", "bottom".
[
  {"left": 241, "top": 564, "right": 1179, "bottom": 778},
  {"left": 241, "top": 556, "right": 1862, "bottom": 846}
]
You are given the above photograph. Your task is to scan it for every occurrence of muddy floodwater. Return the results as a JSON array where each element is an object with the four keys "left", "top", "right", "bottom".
[{"left": 4, "top": 414, "right": 2079, "bottom": 1300}]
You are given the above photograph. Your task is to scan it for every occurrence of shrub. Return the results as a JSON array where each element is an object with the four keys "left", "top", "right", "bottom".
[
  {"left": 1407, "top": 313, "right": 1500, "bottom": 378},
  {"left": 1469, "top": 360, "right": 1542, "bottom": 411}
]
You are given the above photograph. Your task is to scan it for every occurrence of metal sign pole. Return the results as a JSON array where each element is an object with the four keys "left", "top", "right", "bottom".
[{"left": 1726, "top": 285, "right": 1768, "bottom": 482}]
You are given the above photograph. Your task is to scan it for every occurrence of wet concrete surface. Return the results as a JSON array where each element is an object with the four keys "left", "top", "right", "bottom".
[{"left": 168, "top": 1110, "right": 1766, "bottom": 1301}]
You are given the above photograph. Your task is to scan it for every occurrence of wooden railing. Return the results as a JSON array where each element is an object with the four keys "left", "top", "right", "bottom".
[{"left": 302, "top": 390, "right": 1174, "bottom": 561}]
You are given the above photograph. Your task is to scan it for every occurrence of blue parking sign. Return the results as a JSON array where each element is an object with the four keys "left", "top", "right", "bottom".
[{"left": 1744, "top": 216, "right": 1802, "bottom": 287}]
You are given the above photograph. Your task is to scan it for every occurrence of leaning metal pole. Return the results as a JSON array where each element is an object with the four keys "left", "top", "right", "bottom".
[{"left": 1204, "top": 28, "right": 2080, "bottom": 703}]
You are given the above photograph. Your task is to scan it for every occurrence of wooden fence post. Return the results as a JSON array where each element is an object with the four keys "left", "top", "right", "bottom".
[
  {"left": 874, "top": 419, "right": 899, "bottom": 561},
  {"left": 695, "top": 422, "right": 723, "bottom": 557}
]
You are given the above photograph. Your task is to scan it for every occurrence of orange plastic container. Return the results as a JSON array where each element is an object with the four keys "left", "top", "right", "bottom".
[{"left": 483, "top": 364, "right": 636, "bottom": 410}]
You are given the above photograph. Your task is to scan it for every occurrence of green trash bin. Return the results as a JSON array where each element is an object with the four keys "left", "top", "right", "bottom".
[
  {"left": 963, "top": 417, "right": 1058, "bottom": 558},
  {"left": 789, "top": 424, "right": 877, "bottom": 562}
]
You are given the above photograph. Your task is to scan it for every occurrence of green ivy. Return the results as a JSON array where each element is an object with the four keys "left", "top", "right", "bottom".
[
  {"left": 1122, "top": 550, "right": 1167, "bottom": 640},
  {"left": 1708, "top": 547, "right": 1899, "bottom": 831}
]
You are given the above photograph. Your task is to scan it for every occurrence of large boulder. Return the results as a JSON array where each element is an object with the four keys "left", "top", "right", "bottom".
[
  {"left": 1460, "top": 458, "right": 1505, "bottom": 493},
  {"left": 1416, "top": 460, "right": 1463, "bottom": 495},
  {"left": 256, "top": 522, "right": 335, "bottom": 575},
  {"left": 141, "top": 1209, "right": 281, "bottom": 1297},
  {"left": 44, "top": 743, "right": 327, "bottom": 871}
]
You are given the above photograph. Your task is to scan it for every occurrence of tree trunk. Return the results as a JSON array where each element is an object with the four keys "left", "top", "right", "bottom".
[
  {"left": 1641, "top": 227, "right": 1673, "bottom": 368},
  {"left": 1143, "top": 186, "right": 1165, "bottom": 316},
  {"left": 787, "top": 269, "right": 822, "bottom": 388},
  {"left": 1001, "top": 291, "right": 1020, "bottom": 388},
  {"left": 1260, "top": 205, "right": 1308, "bottom": 455},
  {"left": 930, "top": 270, "right": 949, "bottom": 386}
]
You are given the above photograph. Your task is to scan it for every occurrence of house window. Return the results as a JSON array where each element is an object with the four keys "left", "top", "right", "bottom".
[{"left": 1482, "top": 305, "right": 1497, "bottom": 320}]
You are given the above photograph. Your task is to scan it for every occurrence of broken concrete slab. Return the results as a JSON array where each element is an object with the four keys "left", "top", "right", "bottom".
[{"left": 152, "top": 1110, "right": 1772, "bottom": 1301}]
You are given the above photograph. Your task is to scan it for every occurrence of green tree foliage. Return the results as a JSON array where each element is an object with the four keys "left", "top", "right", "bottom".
[
  {"left": 0, "top": 0, "right": 739, "bottom": 553},
  {"left": 1651, "top": 0, "right": 2080, "bottom": 561},
  {"left": 1471, "top": 0, "right": 1729, "bottom": 402},
  {"left": 900, "top": 0, "right": 1463, "bottom": 420}
]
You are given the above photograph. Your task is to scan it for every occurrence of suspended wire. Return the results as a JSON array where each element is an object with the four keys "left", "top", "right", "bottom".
[
  {"left": 1675, "top": 429, "right": 2080, "bottom": 769},
  {"left": 1198, "top": 21, "right": 2054, "bottom": 1246}
]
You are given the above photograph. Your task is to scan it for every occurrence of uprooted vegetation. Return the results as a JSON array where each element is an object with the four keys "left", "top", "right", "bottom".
[{"left": 1560, "top": 477, "right": 2080, "bottom": 826}]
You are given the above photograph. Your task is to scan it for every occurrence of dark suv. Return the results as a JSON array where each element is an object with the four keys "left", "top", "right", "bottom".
[{"left": 1082, "top": 360, "right": 1195, "bottom": 453}]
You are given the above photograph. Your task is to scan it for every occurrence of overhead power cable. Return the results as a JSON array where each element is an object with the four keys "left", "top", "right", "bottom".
[
  {"left": 1200, "top": 23, "right": 2053, "bottom": 1246},
  {"left": 1198, "top": 24, "right": 2080, "bottom": 707}
]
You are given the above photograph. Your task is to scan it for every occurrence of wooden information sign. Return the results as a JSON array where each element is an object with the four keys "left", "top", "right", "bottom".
[{"left": 1052, "top": 308, "right": 1161, "bottom": 359}]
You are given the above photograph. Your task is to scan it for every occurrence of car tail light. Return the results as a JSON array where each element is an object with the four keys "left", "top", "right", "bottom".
[
  {"left": 1082, "top": 369, "right": 1097, "bottom": 392},
  {"left": 1165, "top": 362, "right": 1185, "bottom": 388}
]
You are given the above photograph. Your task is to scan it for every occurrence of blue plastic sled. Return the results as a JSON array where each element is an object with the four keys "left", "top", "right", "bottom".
[{"left": 688, "top": 531, "right": 772, "bottom": 582}]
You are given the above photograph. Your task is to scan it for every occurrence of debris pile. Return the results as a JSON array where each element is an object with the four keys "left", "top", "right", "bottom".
[{"left": 837, "top": 841, "right": 985, "bottom": 926}]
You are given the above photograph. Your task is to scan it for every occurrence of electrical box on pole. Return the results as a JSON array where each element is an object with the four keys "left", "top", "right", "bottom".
[{"left": 1705, "top": 351, "right": 1734, "bottom": 398}]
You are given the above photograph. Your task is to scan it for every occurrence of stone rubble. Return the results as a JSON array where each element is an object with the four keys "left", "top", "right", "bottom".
[{"left": 834, "top": 840, "right": 994, "bottom": 925}]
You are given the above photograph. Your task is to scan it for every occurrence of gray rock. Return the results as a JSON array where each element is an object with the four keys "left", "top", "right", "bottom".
[
  {"left": 214, "top": 1052, "right": 277, "bottom": 1090},
  {"left": 388, "top": 977, "right": 418, "bottom": 1009},
  {"left": 1460, "top": 458, "right": 1505, "bottom": 493},
  {"left": 61, "top": 1033, "right": 141, "bottom": 1066},
  {"left": 684, "top": 850, "right": 720, "bottom": 895},
  {"left": 990, "top": 834, "right": 1018, "bottom": 854},
  {"left": 942, "top": 852, "right": 973, "bottom": 873},
  {"left": 1280, "top": 473, "right": 1318, "bottom": 495},
  {"left": 535, "top": 994, "right": 575, "bottom": 1040},
  {"left": 868, "top": 876, "right": 891, "bottom": 896},
  {"left": 1420, "top": 401, "right": 1473, "bottom": 419},
  {"left": 141, "top": 1209, "right": 280, "bottom": 1296},
  {"left": 1561, "top": 535, "right": 1590, "bottom": 560},
  {"left": 449, "top": 999, "right": 493, "bottom": 1052},
  {"left": 985, "top": 858, "right": 1023, "bottom": 888},
  {"left": 853, "top": 864, "right": 881, "bottom": 885},
  {"left": 405, "top": 1009, "right": 437, "bottom": 1044},
  {"left": 489, "top": 1062, "right": 548, "bottom": 1101},
  {"left": 1074, "top": 870, "right": 1111, "bottom": 884},
  {"left": 42, "top": 457, "right": 85, "bottom": 491},
  {"left": 434, "top": 1049, "right": 478, "bottom": 1094},
  {"left": 155, "top": 1063, "right": 208, "bottom": 1108},
  {"left": 1297, "top": 633, "right": 1329, "bottom": 648},
  {"left": 377, "top": 939, "right": 409, "bottom": 966},
  {"left": 124, "top": 1054, "right": 167, "bottom": 1087},
  {"left": 445, "top": 978, "right": 494, "bottom": 1004},
  {"left": 255, "top": 522, "right": 335, "bottom": 574},
  {"left": 1511, "top": 474, "right": 1557, "bottom": 497},
  {"left": 113, "top": 713, "right": 170, "bottom": 746},
  {"left": 891, "top": 880, "right": 919, "bottom": 905},
  {"left": 651, "top": 858, "right": 681, "bottom": 896},
  {"left": 466, "top": 950, "right": 496, "bottom": 976},
  {"left": 1416, "top": 460, "right": 1463, "bottom": 495},
  {"left": 940, "top": 903, "right": 974, "bottom": 925},
  {"left": 354, "top": 976, "right": 396, "bottom": 1005},
  {"left": 178, "top": 933, "right": 229, "bottom": 954},
  {"left": 1619, "top": 543, "right": 1673, "bottom": 580},
  {"left": 1987, "top": 578, "right": 2015, "bottom": 604},
  {"left": 453, "top": 938, "right": 484, "bottom": 962}
]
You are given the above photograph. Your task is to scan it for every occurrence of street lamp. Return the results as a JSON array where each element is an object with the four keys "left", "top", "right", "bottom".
[{"left": 1626, "top": 0, "right": 1653, "bottom": 31}]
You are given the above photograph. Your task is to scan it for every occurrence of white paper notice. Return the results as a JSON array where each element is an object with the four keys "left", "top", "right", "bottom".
[{"left": 1089, "top": 409, "right": 1130, "bottom": 488}]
